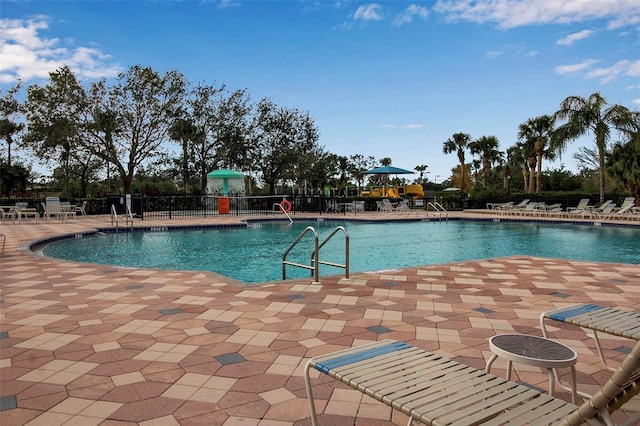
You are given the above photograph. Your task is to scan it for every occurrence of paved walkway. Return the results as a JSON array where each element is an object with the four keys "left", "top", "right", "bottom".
[{"left": 1, "top": 211, "right": 639, "bottom": 425}]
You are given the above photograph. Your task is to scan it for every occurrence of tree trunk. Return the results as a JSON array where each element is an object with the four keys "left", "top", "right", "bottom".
[
  {"left": 527, "top": 157, "right": 537, "bottom": 193},
  {"left": 536, "top": 152, "right": 543, "bottom": 193}
]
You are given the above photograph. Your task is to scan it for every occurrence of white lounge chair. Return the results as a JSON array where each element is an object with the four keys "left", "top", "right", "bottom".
[
  {"left": 305, "top": 338, "right": 640, "bottom": 426},
  {"left": 395, "top": 199, "right": 410, "bottom": 212},
  {"left": 44, "top": 197, "right": 75, "bottom": 222},
  {"left": 590, "top": 200, "right": 614, "bottom": 218},
  {"left": 567, "top": 198, "right": 590, "bottom": 217},
  {"left": 1, "top": 207, "right": 16, "bottom": 223},
  {"left": 381, "top": 199, "right": 395, "bottom": 212},
  {"left": 609, "top": 197, "right": 636, "bottom": 220},
  {"left": 74, "top": 200, "right": 88, "bottom": 216}
]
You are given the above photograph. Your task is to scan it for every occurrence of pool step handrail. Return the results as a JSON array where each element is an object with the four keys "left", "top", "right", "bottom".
[
  {"left": 283, "top": 226, "right": 319, "bottom": 282},
  {"left": 282, "top": 226, "right": 350, "bottom": 283},
  {"left": 110, "top": 204, "right": 135, "bottom": 233},
  {"left": 124, "top": 204, "right": 135, "bottom": 228},
  {"left": 310, "top": 226, "right": 349, "bottom": 279},
  {"left": 427, "top": 202, "right": 448, "bottom": 220},
  {"left": 110, "top": 204, "right": 119, "bottom": 232},
  {"left": 273, "top": 202, "right": 293, "bottom": 224}
]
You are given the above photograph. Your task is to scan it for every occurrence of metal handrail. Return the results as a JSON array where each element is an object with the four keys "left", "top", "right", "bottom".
[
  {"left": 273, "top": 202, "right": 293, "bottom": 224},
  {"left": 283, "top": 226, "right": 319, "bottom": 282},
  {"left": 311, "top": 226, "right": 349, "bottom": 279},
  {"left": 427, "top": 202, "right": 448, "bottom": 220},
  {"left": 125, "top": 204, "right": 135, "bottom": 230},
  {"left": 110, "top": 204, "right": 119, "bottom": 232}
]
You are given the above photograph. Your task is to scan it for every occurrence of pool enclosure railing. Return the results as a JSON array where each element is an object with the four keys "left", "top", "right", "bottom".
[{"left": 282, "top": 225, "right": 349, "bottom": 283}]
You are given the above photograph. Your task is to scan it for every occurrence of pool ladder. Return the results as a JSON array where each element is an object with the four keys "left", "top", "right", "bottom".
[
  {"left": 110, "top": 204, "right": 135, "bottom": 233},
  {"left": 427, "top": 202, "right": 448, "bottom": 220},
  {"left": 282, "top": 226, "right": 349, "bottom": 283}
]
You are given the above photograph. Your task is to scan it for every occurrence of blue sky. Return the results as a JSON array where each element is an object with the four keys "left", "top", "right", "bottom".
[{"left": 1, "top": 0, "right": 639, "bottom": 183}]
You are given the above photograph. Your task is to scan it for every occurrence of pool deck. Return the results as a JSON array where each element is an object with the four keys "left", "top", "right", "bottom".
[{"left": 1, "top": 210, "right": 639, "bottom": 425}]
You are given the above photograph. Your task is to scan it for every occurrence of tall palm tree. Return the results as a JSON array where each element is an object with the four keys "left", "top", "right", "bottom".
[
  {"left": 517, "top": 115, "right": 555, "bottom": 193},
  {"left": 414, "top": 164, "right": 429, "bottom": 184},
  {"left": 469, "top": 135, "right": 502, "bottom": 188},
  {"left": 507, "top": 143, "right": 531, "bottom": 192},
  {"left": 442, "top": 132, "right": 471, "bottom": 193},
  {"left": 554, "top": 92, "right": 632, "bottom": 203}
]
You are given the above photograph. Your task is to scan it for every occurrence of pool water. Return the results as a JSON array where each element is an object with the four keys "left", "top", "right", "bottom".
[{"left": 40, "top": 220, "right": 640, "bottom": 284}]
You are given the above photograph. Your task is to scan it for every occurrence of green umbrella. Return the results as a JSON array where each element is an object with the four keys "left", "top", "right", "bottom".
[{"left": 206, "top": 169, "right": 244, "bottom": 195}]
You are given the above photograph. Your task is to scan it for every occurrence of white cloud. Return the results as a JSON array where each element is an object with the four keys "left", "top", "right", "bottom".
[
  {"left": 380, "top": 124, "right": 397, "bottom": 128},
  {"left": 555, "top": 58, "right": 640, "bottom": 84},
  {"left": 556, "top": 29, "right": 594, "bottom": 46},
  {"left": 0, "top": 17, "right": 121, "bottom": 85},
  {"left": 632, "top": 98, "right": 640, "bottom": 105},
  {"left": 585, "top": 59, "right": 640, "bottom": 83},
  {"left": 554, "top": 59, "right": 599, "bottom": 75},
  {"left": 354, "top": 3, "right": 383, "bottom": 21},
  {"left": 217, "top": 0, "right": 240, "bottom": 9},
  {"left": 392, "top": 4, "right": 429, "bottom": 27},
  {"left": 403, "top": 124, "right": 423, "bottom": 129},
  {"left": 433, "top": 0, "right": 640, "bottom": 30}
]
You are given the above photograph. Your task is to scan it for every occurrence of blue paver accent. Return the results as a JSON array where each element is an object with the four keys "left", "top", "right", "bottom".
[
  {"left": 216, "top": 353, "right": 246, "bottom": 365},
  {"left": 0, "top": 395, "right": 17, "bottom": 411}
]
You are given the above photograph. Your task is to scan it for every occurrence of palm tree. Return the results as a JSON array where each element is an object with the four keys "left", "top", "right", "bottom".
[
  {"left": 554, "top": 92, "right": 632, "bottom": 203},
  {"left": 517, "top": 115, "right": 555, "bottom": 193},
  {"left": 442, "top": 132, "right": 471, "bottom": 193},
  {"left": 414, "top": 164, "right": 429, "bottom": 184},
  {"left": 507, "top": 143, "right": 531, "bottom": 192},
  {"left": 469, "top": 135, "right": 502, "bottom": 188}
]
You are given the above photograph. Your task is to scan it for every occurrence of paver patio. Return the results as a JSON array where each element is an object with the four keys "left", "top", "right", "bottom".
[{"left": 1, "top": 211, "right": 639, "bottom": 425}]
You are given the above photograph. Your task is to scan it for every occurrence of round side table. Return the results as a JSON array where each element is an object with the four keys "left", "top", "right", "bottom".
[{"left": 486, "top": 334, "right": 578, "bottom": 404}]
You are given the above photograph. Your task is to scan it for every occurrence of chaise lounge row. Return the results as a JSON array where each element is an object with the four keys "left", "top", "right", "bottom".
[{"left": 491, "top": 198, "right": 639, "bottom": 220}]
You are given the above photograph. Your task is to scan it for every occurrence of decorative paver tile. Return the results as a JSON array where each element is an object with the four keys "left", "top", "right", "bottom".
[
  {"left": 113, "top": 319, "right": 169, "bottom": 334},
  {"left": 18, "top": 360, "right": 98, "bottom": 385},
  {"left": 133, "top": 343, "right": 197, "bottom": 363},
  {"left": 14, "top": 332, "right": 82, "bottom": 351}
]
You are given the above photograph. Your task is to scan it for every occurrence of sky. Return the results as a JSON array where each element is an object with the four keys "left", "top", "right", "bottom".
[{"left": 1, "top": 0, "right": 639, "bottom": 183}]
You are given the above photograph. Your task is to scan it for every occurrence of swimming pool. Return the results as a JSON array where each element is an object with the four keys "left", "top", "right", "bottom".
[{"left": 38, "top": 219, "right": 640, "bottom": 284}]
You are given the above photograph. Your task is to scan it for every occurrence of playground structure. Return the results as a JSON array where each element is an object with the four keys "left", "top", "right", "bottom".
[{"left": 360, "top": 184, "right": 424, "bottom": 200}]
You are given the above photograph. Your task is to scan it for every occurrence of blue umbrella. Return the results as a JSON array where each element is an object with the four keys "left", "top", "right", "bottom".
[{"left": 364, "top": 166, "right": 414, "bottom": 175}]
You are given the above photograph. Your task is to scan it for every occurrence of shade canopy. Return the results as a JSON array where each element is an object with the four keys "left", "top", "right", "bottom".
[
  {"left": 206, "top": 169, "right": 245, "bottom": 196},
  {"left": 206, "top": 169, "right": 245, "bottom": 179},
  {"left": 365, "top": 166, "right": 414, "bottom": 175}
]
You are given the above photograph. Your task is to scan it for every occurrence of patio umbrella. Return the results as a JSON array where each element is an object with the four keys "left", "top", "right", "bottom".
[
  {"left": 206, "top": 169, "right": 245, "bottom": 195},
  {"left": 364, "top": 166, "right": 414, "bottom": 175},
  {"left": 364, "top": 166, "right": 414, "bottom": 197}
]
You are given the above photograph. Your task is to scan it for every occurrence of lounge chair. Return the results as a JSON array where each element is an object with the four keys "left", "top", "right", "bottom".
[
  {"left": 395, "top": 199, "right": 410, "bottom": 212},
  {"left": 74, "top": 200, "right": 88, "bottom": 216},
  {"left": 589, "top": 200, "right": 613, "bottom": 218},
  {"left": 567, "top": 199, "right": 590, "bottom": 217},
  {"left": 492, "top": 201, "right": 513, "bottom": 213},
  {"left": 510, "top": 201, "right": 539, "bottom": 216},
  {"left": 609, "top": 197, "right": 636, "bottom": 220},
  {"left": 305, "top": 338, "right": 640, "bottom": 426},
  {"left": 591, "top": 201, "right": 616, "bottom": 219},
  {"left": 381, "top": 199, "right": 395, "bottom": 212},
  {"left": 541, "top": 304, "right": 640, "bottom": 372},
  {"left": 502, "top": 199, "right": 529, "bottom": 215},
  {"left": 1, "top": 207, "right": 16, "bottom": 223},
  {"left": 567, "top": 198, "right": 590, "bottom": 213},
  {"left": 44, "top": 197, "right": 75, "bottom": 222}
]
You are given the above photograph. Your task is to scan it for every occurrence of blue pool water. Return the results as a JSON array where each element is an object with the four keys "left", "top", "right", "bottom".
[{"left": 40, "top": 220, "right": 640, "bottom": 284}]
